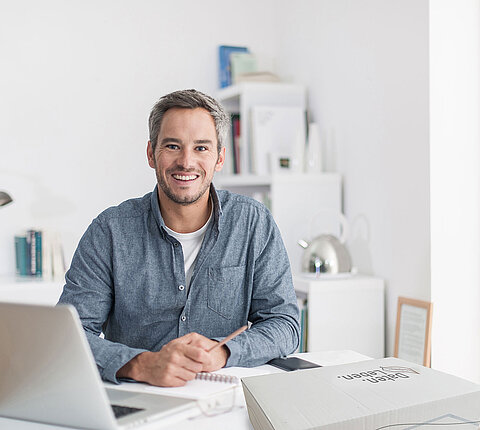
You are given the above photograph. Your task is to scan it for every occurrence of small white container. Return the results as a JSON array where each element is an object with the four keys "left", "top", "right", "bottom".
[{"left": 306, "top": 122, "right": 323, "bottom": 173}]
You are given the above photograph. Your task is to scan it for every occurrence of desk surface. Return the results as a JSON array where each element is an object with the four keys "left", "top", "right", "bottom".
[{"left": 0, "top": 350, "right": 370, "bottom": 430}]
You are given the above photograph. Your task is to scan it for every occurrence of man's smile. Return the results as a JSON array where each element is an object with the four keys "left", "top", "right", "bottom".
[{"left": 171, "top": 173, "right": 200, "bottom": 182}]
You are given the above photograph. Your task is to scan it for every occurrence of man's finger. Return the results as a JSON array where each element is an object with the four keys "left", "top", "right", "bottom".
[
  {"left": 171, "top": 345, "right": 204, "bottom": 373},
  {"left": 182, "top": 344, "right": 210, "bottom": 364},
  {"left": 172, "top": 332, "right": 203, "bottom": 345},
  {"left": 167, "top": 364, "right": 198, "bottom": 383}
]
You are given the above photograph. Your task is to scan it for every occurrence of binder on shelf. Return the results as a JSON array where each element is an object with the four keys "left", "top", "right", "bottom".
[{"left": 250, "top": 106, "right": 306, "bottom": 175}]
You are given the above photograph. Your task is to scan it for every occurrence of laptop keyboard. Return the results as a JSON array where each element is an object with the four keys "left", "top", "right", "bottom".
[{"left": 111, "top": 404, "right": 145, "bottom": 419}]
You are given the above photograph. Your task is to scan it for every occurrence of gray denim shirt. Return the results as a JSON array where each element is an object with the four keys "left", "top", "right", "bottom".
[{"left": 58, "top": 185, "right": 300, "bottom": 383}]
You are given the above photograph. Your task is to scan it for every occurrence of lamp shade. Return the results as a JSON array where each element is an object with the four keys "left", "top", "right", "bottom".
[{"left": 0, "top": 191, "right": 13, "bottom": 207}]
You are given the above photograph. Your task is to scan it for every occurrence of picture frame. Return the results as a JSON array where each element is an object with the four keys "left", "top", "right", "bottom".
[
  {"left": 269, "top": 152, "right": 293, "bottom": 174},
  {"left": 394, "top": 296, "right": 433, "bottom": 367}
]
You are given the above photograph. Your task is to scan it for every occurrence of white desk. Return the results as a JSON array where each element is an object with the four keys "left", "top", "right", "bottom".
[{"left": 0, "top": 350, "right": 370, "bottom": 430}]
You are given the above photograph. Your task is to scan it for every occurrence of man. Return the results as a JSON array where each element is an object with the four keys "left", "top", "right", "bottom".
[{"left": 58, "top": 89, "right": 300, "bottom": 387}]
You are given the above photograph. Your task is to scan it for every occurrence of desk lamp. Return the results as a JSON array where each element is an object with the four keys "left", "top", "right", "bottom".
[{"left": 0, "top": 191, "right": 13, "bottom": 207}]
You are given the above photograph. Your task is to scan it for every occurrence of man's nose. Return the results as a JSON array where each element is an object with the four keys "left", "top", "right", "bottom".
[{"left": 177, "top": 148, "right": 194, "bottom": 168}]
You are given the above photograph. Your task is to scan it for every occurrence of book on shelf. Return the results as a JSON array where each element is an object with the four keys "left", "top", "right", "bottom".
[
  {"left": 14, "top": 229, "right": 65, "bottom": 280},
  {"left": 14, "top": 235, "right": 28, "bottom": 276},
  {"left": 297, "top": 298, "right": 308, "bottom": 353},
  {"left": 218, "top": 45, "right": 249, "bottom": 88},
  {"left": 230, "top": 52, "right": 257, "bottom": 85},
  {"left": 235, "top": 71, "right": 281, "bottom": 84},
  {"left": 231, "top": 113, "right": 241, "bottom": 174}
]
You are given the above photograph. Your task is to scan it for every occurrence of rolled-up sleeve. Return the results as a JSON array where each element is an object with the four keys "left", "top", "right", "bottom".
[
  {"left": 57, "top": 217, "right": 146, "bottom": 383},
  {"left": 224, "top": 214, "right": 300, "bottom": 367}
]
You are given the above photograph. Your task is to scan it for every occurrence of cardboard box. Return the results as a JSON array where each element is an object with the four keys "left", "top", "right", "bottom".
[{"left": 242, "top": 357, "right": 480, "bottom": 430}]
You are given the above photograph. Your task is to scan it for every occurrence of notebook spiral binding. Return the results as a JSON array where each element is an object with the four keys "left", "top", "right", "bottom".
[{"left": 195, "top": 372, "right": 239, "bottom": 384}]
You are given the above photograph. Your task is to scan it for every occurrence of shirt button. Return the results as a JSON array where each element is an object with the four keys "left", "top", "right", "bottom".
[
  {"left": 174, "top": 242, "right": 179, "bottom": 247},
  {"left": 181, "top": 315, "right": 186, "bottom": 322},
  {"left": 178, "top": 285, "right": 185, "bottom": 291}
]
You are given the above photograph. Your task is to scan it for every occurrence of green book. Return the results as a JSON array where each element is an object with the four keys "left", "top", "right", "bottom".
[
  {"left": 35, "top": 231, "right": 42, "bottom": 276},
  {"left": 14, "top": 235, "right": 28, "bottom": 276}
]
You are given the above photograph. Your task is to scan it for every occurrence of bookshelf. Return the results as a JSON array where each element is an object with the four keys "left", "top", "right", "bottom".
[
  {"left": 216, "top": 82, "right": 342, "bottom": 274},
  {"left": 217, "top": 82, "right": 307, "bottom": 175}
]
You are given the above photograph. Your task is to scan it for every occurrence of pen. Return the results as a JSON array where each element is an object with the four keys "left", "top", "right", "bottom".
[{"left": 208, "top": 325, "right": 248, "bottom": 352}]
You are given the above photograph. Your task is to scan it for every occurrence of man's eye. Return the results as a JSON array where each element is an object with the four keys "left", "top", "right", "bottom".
[
  {"left": 195, "top": 146, "right": 207, "bottom": 151},
  {"left": 166, "top": 144, "right": 179, "bottom": 150}
]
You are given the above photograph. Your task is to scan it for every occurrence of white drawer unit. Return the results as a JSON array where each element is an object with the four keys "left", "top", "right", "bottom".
[{"left": 295, "top": 274, "right": 385, "bottom": 358}]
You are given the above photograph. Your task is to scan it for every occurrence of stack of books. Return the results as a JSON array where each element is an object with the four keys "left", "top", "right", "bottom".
[
  {"left": 218, "top": 45, "right": 280, "bottom": 88},
  {"left": 14, "top": 230, "right": 65, "bottom": 280}
]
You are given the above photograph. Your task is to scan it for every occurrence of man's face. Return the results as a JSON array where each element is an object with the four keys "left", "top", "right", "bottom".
[{"left": 147, "top": 107, "right": 225, "bottom": 206}]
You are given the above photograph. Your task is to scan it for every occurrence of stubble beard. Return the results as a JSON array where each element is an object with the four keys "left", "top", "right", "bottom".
[{"left": 156, "top": 168, "right": 212, "bottom": 206}]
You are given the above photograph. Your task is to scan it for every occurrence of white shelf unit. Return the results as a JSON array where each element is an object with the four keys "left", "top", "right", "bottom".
[
  {"left": 214, "top": 173, "right": 342, "bottom": 275},
  {"left": 0, "top": 276, "right": 64, "bottom": 305},
  {"left": 217, "top": 82, "right": 306, "bottom": 175},
  {"left": 294, "top": 274, "right": 385, "bottom": 358},
  {"left": 215, "top": 82, "right": 342, "bottom": 275}
]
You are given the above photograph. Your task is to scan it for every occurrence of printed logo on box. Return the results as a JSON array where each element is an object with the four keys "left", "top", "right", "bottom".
[{"left": 337, "top": 365, "right": 419, "bottom": 385}]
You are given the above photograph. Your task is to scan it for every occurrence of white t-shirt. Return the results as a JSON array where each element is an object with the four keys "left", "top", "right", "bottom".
[{"left": 164, "top": 210, "right": 213, "bottom": 293}]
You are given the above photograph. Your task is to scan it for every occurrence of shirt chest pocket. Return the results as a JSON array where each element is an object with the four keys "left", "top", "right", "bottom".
[{"left": 207, "top": 265, "right": 246, "bottom": 319}]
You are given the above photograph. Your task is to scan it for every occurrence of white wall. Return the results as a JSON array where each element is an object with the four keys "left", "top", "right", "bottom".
[
  {"left": 0, "top": 0, "right": 277, "bottom": 274},
  {"left": 430, "top": 0, "right": 480, "bottom": 382},
  {"left": 2, "top": 1, "right": 479, "bottom": 380},
  {"left": 274, "top": 0, "right": 431, "bottom": 357}
]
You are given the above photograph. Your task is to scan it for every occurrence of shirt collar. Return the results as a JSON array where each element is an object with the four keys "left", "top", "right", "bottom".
[{"left": 150, "top": 183, "right": 223, "bottom": 237}]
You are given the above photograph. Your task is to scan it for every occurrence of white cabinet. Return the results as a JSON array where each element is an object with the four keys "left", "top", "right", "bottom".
[
  {"left": 214, "top": 173, "right": 341, "bottom": 275},
  {"left": 295, "top": 274, "right": 385, "bottom": 358},
  {"left": 0, "top": 276, "right": 64, "bottom": 305}
]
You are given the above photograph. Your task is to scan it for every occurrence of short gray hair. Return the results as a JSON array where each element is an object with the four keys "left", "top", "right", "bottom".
[{"left": 148, "top": 89, "right": 230, "bottom": 155}]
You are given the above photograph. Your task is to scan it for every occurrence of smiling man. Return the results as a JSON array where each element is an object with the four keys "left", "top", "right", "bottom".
[{"left": 58, "top": 89, "right": 300, "bottom": 387}]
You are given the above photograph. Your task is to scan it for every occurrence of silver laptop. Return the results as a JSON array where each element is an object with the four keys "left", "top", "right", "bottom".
[{"left": 0, "top": 302, "right": 194, "bottom": 429}]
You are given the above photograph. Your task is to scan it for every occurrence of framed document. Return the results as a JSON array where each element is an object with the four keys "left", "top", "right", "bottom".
[{"left": 394, "top": 297, "right": 433, "bottom": 367}]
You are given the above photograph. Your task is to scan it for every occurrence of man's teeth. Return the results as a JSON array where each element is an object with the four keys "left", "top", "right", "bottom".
[{"left": 173, "top": 174, "right": 197, "bottom": 181}]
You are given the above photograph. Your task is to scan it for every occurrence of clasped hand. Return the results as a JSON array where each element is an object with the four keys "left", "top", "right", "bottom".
[{"left": 117, "top": 332, "right": 229, "bottom": 387}]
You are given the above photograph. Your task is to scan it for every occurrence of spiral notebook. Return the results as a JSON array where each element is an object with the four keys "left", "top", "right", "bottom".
[
  {"left": 195, "top": 372, "right": 239, "bottom": 384},
  {"left": 107, "top": 366, "right": 279, "bottom": 400},
  {"left": 142, "top": 371, "right": 240, "bottom": 400}
]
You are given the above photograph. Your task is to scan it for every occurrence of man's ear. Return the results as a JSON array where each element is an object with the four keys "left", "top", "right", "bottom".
[
  {"left": 147, "top": 141, "right": 155, "bottom": 168},
  {"left": 215, "top": 146, "right": 226, "bottom": 172}
]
